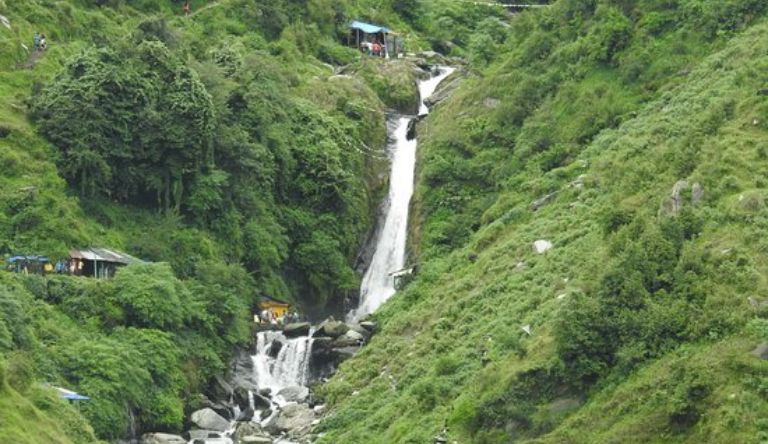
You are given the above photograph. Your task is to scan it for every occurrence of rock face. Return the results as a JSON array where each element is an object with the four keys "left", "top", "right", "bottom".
[
  {"left": 283, "top": 322, "right": 311, "bottom": 338},
  {"left": 264, "top": 403, "right": 315, "bottom": 435},
  {"left": 276, "top": 386, "right": 310, "bottom": 404},
  {"left": 423, "top": 71, "right": 464, "bottom": 109},
  {"left": 191, "top": 408, "right": 231, "bottom": 432},
  {"left": 141, "top": 433, "right": 187, "bottom": 444}
]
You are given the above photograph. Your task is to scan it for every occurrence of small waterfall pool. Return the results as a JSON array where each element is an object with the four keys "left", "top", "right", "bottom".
[{"left": 350, "top": 66, "right": 455, "bottom": 321}]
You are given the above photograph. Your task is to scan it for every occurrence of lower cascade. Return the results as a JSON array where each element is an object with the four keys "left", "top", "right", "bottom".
[{"left": 253, "top": 331, "right": 314, "bottom": 397}]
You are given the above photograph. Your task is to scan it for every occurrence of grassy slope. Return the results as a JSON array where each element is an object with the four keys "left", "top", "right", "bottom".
[{"left": 317, "top": 4, "right": 768, "bottom": 444}]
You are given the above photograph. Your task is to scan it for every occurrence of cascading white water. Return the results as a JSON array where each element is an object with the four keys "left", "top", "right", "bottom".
[
  {"left": 350, "top": 66, "right": 456, "bottom": 321},
  {"left": 252, "top": 331, "right": 314, "bottom": 396}
]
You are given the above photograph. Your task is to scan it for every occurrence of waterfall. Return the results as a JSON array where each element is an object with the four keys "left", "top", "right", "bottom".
[
  {"left": 252, "top": 331, "right": 314, "bottom": 395},
  {"left": 350, "top": 66, "right": 456, "bottom": 321}
]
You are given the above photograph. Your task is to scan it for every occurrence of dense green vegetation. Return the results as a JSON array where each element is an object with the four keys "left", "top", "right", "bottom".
[
  {"left": 318, "top": 1, "right": 768, "bottom": 443},
  {"left": 0, "top": 0, "right": 492, "bottom": 440}
]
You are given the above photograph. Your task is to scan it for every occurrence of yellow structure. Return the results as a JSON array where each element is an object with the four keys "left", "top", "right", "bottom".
[{"left": 258, "top": 299, "right": 290, "bottom": 319}]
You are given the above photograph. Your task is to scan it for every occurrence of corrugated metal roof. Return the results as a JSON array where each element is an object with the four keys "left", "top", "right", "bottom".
[
  {"left": 349, "top": 20, "right": 391, "bottom": 34},
  {"left": 68, "top": 248, "right": 143, "bottom": 265}
]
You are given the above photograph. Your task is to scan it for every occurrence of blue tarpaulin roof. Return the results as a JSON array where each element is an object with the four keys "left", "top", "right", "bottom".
[
  {"left": 349, "top": 20, "right": 391, "bottom": 34},
  {"left": 8, "top": 255, "right": 50, "bottom": 263}
]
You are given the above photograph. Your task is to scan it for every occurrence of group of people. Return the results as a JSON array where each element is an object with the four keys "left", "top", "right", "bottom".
[
  {"left": 361, "top": 40, "right": 386, "bottom": 58},
  {"left": 33, "top": 32, "right": 47, "bottom": 52},
  {"left": 257, "top": 309, "right": 302, "bottom": 326}
]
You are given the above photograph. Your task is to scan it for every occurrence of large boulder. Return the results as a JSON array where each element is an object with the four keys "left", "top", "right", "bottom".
[
  {"left": 233, "top": 387, "right": 250, "bottom": 411},
  {"left": 237, "top": 406, "right": 255, "bottom": 422},
  {"left": 240, "top": 437, "right": 272, "bottom": 444},
  {"left": 209, "top": 374, "right": 234, "bottom": 401},
  {"left": 283, "top": 322, "right": 311, "bottom": 338},
  {"left": 141, "top": 433, "right": 187, "bottom": 444},
  {"left": 264, "top": 403, "right": 315, "bottom": 435},
  {"left": 752, "top": 343, "right": 768, "bottom": 360},
  {"left": 187, "top": 430, "right": 223, "bottom": 441},
  {"left": 200, "top": 399, "right": 233, "bottom": 420},
  {"left": 332, "top": 329, "right": 365, "bottom": 348},
  {"left": 233, "top": 422, "right": 271, "bottom": 443},
  {"left": 347, "top": 323, "right": 371, "bottom": 340},
  {"left": 276, "top": 386, "right": 310, "bottom": 404},
  {"left": 359, "top": 321, "right": 377, "bottom": 333},
  {"left": 313, "top": 319, "right": 349, "bottom": 338},
  {"left": 190, "top": 408, "right": 231, "bottom": 432}
]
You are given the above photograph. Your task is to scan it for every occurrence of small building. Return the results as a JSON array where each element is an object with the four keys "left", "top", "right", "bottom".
[
  {"left": 348, "top": 20, "right": 401, "bottom": 58},
  {"left": 6, "top": 255, "right": 52, "bottom": 275},
  {"left": 257, "top": 296, "right": 290, "bottom": 319},
  {"left": 68, "top": 248, "right": 143, "bottom": 279}
]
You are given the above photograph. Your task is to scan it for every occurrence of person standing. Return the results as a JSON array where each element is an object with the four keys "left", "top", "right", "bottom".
[
  {"left": 33, "top": 32, "right": 40, "bottom": 51},
  {"left": 183, "top": 1, "right": 191, "bottom": 16},
  {"left": 39, "top": 34, "right": 47, "bottom": 51}
]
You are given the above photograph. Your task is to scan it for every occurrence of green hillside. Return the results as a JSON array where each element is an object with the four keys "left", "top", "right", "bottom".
[
  {"left": 317, "top": 1, "right": 768, "bottom": 443},
  {"left": 0, "top": 0, "right": 499, "bottom": 440},
  {"left": 4, "top": 0, "right": 768, "bottom": 442}
]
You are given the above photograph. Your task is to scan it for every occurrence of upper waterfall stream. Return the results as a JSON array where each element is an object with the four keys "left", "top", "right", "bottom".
[{"left": 350, "top": 66, "right": 455, "bottom": 320}]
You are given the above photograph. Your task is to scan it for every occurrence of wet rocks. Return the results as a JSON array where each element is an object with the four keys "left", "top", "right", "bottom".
[
  {"left": 191, "top": 408, "right": 231, "bottom": 432},
  {"left": 359, "top": 321, "right": 377, "bottom": 332},
  {"left": 233, "top": 423, "right": 271, "bottom": 443},
  {"left": 313, "top": 319, "right": 349, "bottom": 338},
  {"left": 276, "top": 386, "right": 310, "bottom": 404},
  {"left": 283, "top": 322, "right": 311, "bottom": 338},
  {"left": 141, "top": 433, "right": 187, "bottom": 444},
  {"left": 264, "top": 403, "right": 315, "bottom": 435}
]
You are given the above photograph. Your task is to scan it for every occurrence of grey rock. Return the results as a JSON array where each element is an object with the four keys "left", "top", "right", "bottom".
[
  {"left": 210, "top": 374, "right": 234, "bottom": 400},
  {"left": 266, "top": 339, "right": 283, "bottom": 359},
  {"left": 691, "top": 182, "right": 704, "bottom": 205},
  {"left": 191, "top": 408, "right": 231, "bottom": 432},
  {"left": 530, "top": 192, "right": 557, "bottom": 211},
  {"left": 265, "top": 403, "right": 315, "bottom": 434},
  {"left": 237, "top": 406, "right": 255, "bottom": 422},
  {"left": 359, "top": 321, "right": 377, "bottom": 332},
  {"left": 234, "top": 422, "right": 267, "bottom": 442},
  {"left": 671, "top": 180, "right": 689, "bottom": 212},
  {"left": 751, "top": 343, "right": 768, "bottom": 360},
  {"left": 187, "top": 430, "right": 222, "bottom": 441},
  {"left": 314, "top": 319, "right": 349, "bottom": 338},
  {"left": 347, "top": 323, "right": 371, "bottom": 340},
  {"left": 546, "top": 397, "right": 582, "bottom": 414},
  {"left": 233, "top": 387, "right": 250, "bottom": 411},
  {"left": 240, "top": 437, "right": 272, "bottom": 444},
  {"left": 276, "top": 386, "right": 310, "bottom": 404},
  {"left": 483, "top": 97, "right": 501, "bottom": 109},
  {"left": 253, "top": 392, "right": 271, "bottom": 410},
  {"left": 141, "top": 433, "right": 187, "bottom": 444},
  {"left": 533, "top": 240, "right": 553, "bottom": 254},
  {"left": 283, "top": 322, "right": 311, "bottom": 338}
]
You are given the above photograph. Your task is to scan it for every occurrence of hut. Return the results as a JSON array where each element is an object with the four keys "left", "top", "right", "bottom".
[
  {"left": 68, "top": 248, "right": 143, "bottom": 279},
  {"left": 348, "top": 20, "right": 401, "bottom": 58},
  {"left": 257, "top": 296, "right": 290, "bottom": 320}
]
